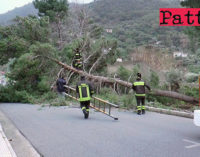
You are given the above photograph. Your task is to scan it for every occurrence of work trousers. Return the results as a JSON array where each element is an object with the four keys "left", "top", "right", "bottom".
[
  {"left": 80, "top": 101, "right": 90, "bottom": 112},
  {"left": 136, "top": 96, "right": 145, "bottom": 111}
]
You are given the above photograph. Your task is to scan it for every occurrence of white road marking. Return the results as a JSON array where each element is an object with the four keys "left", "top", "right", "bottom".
[{"left": 183, "top": 139, "right": 200, "bottom": 149}]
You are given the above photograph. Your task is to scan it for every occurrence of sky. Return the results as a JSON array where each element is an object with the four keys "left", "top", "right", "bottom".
[{"left": 0, "top": 0, "right": 94, "bottom": 14}]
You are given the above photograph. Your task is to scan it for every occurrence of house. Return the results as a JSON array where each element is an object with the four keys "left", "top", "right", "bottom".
[
  {"left": 173, "top": 51, "right": 188, "bottom": 58},
  {"left": 116, "top": 58, "right": 123, "bottom": 62},
  {"left": 105, "top": 29, "right": 113, "bottom": 33}
]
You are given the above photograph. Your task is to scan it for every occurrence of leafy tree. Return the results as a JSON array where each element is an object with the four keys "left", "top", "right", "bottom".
[
  {"left": 150, "top": 71, "right": 159, "bottom": 87},
  {"left": 8, "top": 43, "right": 56, "bottom": 92},
  {"left": 90, "top": 0, "right": 183, "bottom": 56},
  {"left": 33, "top": 0, "right": 68, "bottom": 22},
  {"left": 0, "top": 16, "right": 50, "bottom": 65},
  {"left": 166, "top": 70, "right": 182, "bottom": 92},
  {"left": 0, "top": 36, "right": 29, "bottom": 65},
  {"left": 0, "top": 14, "right": 59, "bottom": 103},
  {"left": 33, "top": 0, "right": 69, "bottom": 46},
  {"left": 0, "top": 2, "right": 119, "bottom": 102},
  {"left": 117, "top": 66, "right": 131, "bottom": 81}
]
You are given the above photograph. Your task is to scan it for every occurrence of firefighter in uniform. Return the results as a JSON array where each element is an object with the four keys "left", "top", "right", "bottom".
[
  {"left": 56, "top": 76, "right": 66, "bottom": 96},
  {"left": 132, "top": 73, "right": 151, "bottom": 115},
  {"left": 73, "top": 48, "right": 83, "bottom": 70},
  {"left": 76, "top": 76, "right": 94, "bottom": 119}
]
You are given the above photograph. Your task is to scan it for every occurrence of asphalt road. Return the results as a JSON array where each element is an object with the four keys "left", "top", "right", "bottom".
[{"left": 0, "top": 103, "right": 200, "bottom": 157}]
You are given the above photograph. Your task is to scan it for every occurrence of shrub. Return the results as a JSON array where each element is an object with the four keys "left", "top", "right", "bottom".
[
  {"left": 186, "top": 75, "right": 198, "bottom": 83},
  {"left": 150, "top": 70, "right": 159, "bottom": 87},
  {"left": 0, "top": 85, "right": 33, "bottom": 103}
]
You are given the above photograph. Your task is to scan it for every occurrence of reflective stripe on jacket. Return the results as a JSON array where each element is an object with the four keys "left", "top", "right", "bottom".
[
  {"left": 76, "top": 80, "right": 94, "bottom": 102},
  {"left": 78, "top": 83, "right": 91, "bottom": 101},
  {"left": 133, "top": 80, "right": 146, "bottom": 97}
]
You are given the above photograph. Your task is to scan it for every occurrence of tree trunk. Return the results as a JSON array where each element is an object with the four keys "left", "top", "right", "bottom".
[{"left": 49, "top": 57, "right": 199, "bottom": 104}]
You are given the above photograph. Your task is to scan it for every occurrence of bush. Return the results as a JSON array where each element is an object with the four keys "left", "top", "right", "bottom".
[
  {"left": 0, "top": 84, "right": 59, "bottom": 104},
  {"left": 117, "top": 66, "right": 131, "bottom": 81},
  {"left": 186, "top": 75, "right": 198, "bottom": 83},
  {"left": 98, "top": 87, "right": 136, "bottom": 109},
  {"left": 180, "top": 86, "right": 199, "bottom": 98},
  {"left": 150, "top": 70, "right": 159, "bottom": 87},
  {"left": 121, "top": 94, "right": 136, "bottom": 109},
  {"left": 0, "top": 85, "right": 34, "bottom": 103}
]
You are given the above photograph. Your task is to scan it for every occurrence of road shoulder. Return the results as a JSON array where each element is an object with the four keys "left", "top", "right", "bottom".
[
  {"left": 0, "top": 123, "right": 17, "bottom": 157},
  {"left": 0, "top": 109, "right": 41, "bottom": 157}
]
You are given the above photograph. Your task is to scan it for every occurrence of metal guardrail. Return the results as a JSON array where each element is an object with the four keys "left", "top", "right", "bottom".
[{"left": 64, "top": 85, "right": 119, "bottom": 120}]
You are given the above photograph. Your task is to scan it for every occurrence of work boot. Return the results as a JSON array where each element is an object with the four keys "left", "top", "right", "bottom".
[
  {"left": 85, "top": 109, "right": 89, "bottom": 119},
  {"left": 142, "top": 109, "right": 145, "bottom": 114},
  {"left": 85, "top": 112, "right": 89, "bottom": 119},
  {"left": 137, "top": 110, "right": 141, "bottom": 115},
  {"left": 83, "top": 109, "right": 87, "bottom": 117}
]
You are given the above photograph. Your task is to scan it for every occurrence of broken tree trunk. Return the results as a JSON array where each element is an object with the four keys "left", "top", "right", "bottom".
[{"left": 49, "top": 57, "right": 199, "bottom": 104}]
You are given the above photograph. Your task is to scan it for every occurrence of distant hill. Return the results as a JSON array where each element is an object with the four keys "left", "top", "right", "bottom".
[
  {"left": 89, "top": 0, "right": 186, "bottom": 57},
  {"left": 0, "top": 0, "right": 187, "bottom": 57},
  {"left": 0, "top": 3, "right": 38, "bottom": 25}
]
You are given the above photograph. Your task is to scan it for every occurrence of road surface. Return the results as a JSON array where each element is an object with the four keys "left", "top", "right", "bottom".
[{"left": 0, "top": 103, "right": 200, "bottom": 157}]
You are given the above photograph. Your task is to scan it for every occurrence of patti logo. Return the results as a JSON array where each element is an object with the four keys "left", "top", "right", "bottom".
[{"left": 160, "top": 8, "right": 200, "bottom": 26}]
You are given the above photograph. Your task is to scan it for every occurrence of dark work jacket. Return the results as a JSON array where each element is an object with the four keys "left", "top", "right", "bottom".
[
  {"left": 132, "top": 79, "right": 150, "bottom": 97},
  {"left": 56, "top": 78, "right": 66, "bottom": 92},
  {"left": 76, "top": 80, "right": 94, "bottom": 101}
]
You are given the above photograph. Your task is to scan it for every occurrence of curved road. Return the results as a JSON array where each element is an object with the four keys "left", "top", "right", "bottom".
[{"left": 0, "top": 103, "right": 200, "bottom": 157}]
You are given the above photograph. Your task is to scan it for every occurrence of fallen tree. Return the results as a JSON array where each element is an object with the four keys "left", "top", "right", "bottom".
[{"left": 48, "top": 57, "right": 199, "bottom": 104}]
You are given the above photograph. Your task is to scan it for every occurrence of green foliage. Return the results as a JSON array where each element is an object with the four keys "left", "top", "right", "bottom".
[
  {"left": 166, "top": 70, "right": 182, "bottom": 85},
  {"left": 117, "top": 66, "right": 131, "bottom": 81},
  {"left": 0, "top": 36, "right": 29, "bottom": 65},
  {"left": 150, "top": 71, "right": 159, "bottom": 87},
  {"left": 181, "top": 1, "right": 200, "bottom": 52},
  {"left": 0, "top": 16, "right": 51, "bottom": 66},
  {"left": 0, "top": 15, "right": 58, "bottom": 103},
  {"left": 121, "top": 94, "right": 136, "bottom": 109},
  {"left": 14, "top": 16, "right": 51, "bottom": 43},
  {"left": 60, "top": 44, "right": 74, "bottom": 64},
  {"left": 90, "top": 0, "right": 184, "bottom": 55},
  {"left": 29, "top": 42, "right": 56, "bottom": 58},
  {"left": 37, "top": 76, "right": 51, "bottom": 92},
  {"left": 50, "top": 97, "right": 69, "bottom": 106},
  {"left": 0, "top": 85, "right": 35, "bottom": 103},
  {"left": 98, "top": 87, "right": 136, "bottom": 109},
  {"left": 116, "top": 65, "right": 141, "bottom": 83},
  {"left": 8, "top": 53, "right": 43, "bottom": 92},
  {"left": 186, "top": 75, "right": 198, "bottom": 83},
  {"left": 75, "top": 37, "right": 118, "bottom": 74},
  {"left": 33, "top": 0, "right": 68, "bottom": 22},
  {"left": 147, "top": 94, "right": 179, "bottom": 106},
  {"left": 181, "top": 0, "right": 200, "bottom": 8},
  {"left": 180, "top": 86, "right": 199, "bottom": 98}
]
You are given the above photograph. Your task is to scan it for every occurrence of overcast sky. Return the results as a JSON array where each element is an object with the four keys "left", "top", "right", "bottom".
[{"left": 0, "top": 0, "right": 94, "bottom": 14}]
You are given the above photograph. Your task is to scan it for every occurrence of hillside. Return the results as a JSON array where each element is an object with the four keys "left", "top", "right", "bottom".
[
  {"left": 0, "top": 3, "right": 37, "bottom": 25},
  {"left": 0, "top": 0, "right": 186, "bottom": 55},
  {"left": 89, "top": 0, "right": 187, "bottom": 57}
]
